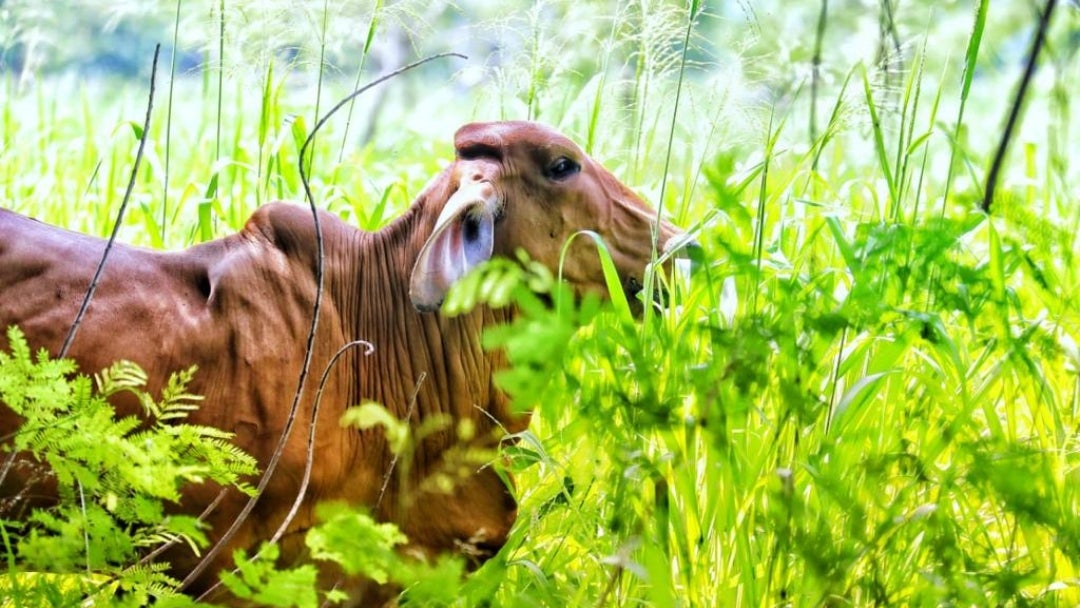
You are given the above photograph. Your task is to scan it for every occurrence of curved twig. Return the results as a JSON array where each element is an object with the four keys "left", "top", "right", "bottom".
[
  {"left": 59, "top": 44, "right": 160, "bottom": 359},
  {"left": 195, "top": 340, "right": 375, "bottom": 601},
  {"left": 269, "top": 339, "right": 375, "bottom": 546},
  {"left": 181, "top": 51, "right": 465, "bottom": 591}
]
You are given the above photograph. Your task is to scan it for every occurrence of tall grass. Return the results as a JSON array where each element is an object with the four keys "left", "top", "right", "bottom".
[{"left": 1, "top": 0, "right": 1079, "bottom": 605}]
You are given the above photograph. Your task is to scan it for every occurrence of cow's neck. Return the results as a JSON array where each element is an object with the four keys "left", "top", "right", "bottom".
[{"left": 327, "top": 202, "right": 522, "bottom": 468}]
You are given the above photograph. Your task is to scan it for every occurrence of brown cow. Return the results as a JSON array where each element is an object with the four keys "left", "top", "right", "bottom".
[{"left": 0, "top": 121, "right": 688, "bottom": 603}]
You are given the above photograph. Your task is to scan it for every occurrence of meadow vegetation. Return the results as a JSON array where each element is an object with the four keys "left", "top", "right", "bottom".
[{"left": 1, "top": 0, "right": 1079, "bottom": 605}]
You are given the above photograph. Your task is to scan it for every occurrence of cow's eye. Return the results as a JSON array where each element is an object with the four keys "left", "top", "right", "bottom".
[{"left": 547, "top": 157, "right": 580, "bottom": 181}]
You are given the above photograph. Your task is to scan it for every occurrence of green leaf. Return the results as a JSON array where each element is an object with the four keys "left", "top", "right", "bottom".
[
  {"left": 828, "top": 370, "right": 897, "bottom": 435},
  {"left": 0, "top": 325, "right": 258, "bottom": 589},
  {"left": 340, "top": 402, "right": 408, "bottom": 455},
  {"left": 223, "top": 545, "right": 319, "bottom": 608},
  {"left": 558, "top": 230, "right": 632, "bottom": 324},
  {"left": 197, "top": 200, "right": 214, "bottom": 242},
  {"left": 290, "top": 114, "right": 308, "bottom": 158},
  {"left": 305, "top": 504, "right": 406, "bottom": 583},
  {"left": 961, "top": 0, "right": 989, "bottom": 103}
]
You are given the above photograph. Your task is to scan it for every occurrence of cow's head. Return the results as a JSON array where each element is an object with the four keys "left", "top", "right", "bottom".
[{"left": 410, "top": 121, "right": 694, "bottom": 313}]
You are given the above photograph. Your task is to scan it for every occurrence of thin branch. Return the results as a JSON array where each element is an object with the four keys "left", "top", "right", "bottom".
[
  {"left": 377, "top": 372, "right": 427, "bottom": 510},
  {"left": 983, "top": 0, "right": 1058, "bottom": 213},
  {"left": 59, "top": 44, "right": 160, "bottom": 359},
  {"left": 300, "top": 52, "right": 467, "bottom": 178},
  {"left": 0, "top": 451, "right": 17, "bottom": 488},
  {"left": 183, "top": 51, "right": 465, "bottom": 592}
]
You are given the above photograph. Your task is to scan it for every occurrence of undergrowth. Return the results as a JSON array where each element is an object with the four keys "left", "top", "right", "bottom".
[
  {"left": 0, "top": 327, "right": 258, "bottom": 605},
  {"left": 1, "top": 0, "right": 1079, "bottom": 606}
]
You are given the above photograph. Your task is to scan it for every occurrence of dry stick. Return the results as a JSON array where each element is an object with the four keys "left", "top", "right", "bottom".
[
  {"left": 982, "top": 0, "right": 1058, "bottom": 214},
  {"left": 0, "top": 451, "right": 17, "bottom": 488},
  {"left": 182, "top": 51, "right": 465, "bottom": 592},
  {"left": 59, "top": 44, "right": 160, "bottom": 359},
  {"left": 50, "top": 49, "right": 161, "bottom": 580}
]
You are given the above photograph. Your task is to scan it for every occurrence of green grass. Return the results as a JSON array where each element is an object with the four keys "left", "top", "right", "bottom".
[{"left": 2, "top": 0, "right": 1079, "bottom": 605}]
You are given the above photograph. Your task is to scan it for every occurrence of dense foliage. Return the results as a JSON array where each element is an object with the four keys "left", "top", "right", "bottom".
[
  {"left": 0, "top": 327, "right": 258, "bottom": 604},
  {"left": 1, "top": 0, "right": 1079, "bottom": 605}
]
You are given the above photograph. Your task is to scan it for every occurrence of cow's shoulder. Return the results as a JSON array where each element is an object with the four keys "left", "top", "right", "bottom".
[
  {"left": 202, "top": 202, "right": 351, "bottom": 308},
  {"left": 241, "top": 202, "right": 350, "bottom": 257}
]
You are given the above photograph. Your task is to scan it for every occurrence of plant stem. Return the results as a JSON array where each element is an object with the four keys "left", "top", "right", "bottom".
[
  {"left": 810, "top": 0, "right": 828, "bottom": 166},
  {"left": 162, "top": 0, "right": 182, "bottom": 247}
]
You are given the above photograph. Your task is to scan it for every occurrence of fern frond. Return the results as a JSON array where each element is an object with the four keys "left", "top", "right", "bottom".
[
  {"left": 94, "top": 360, "right": 148, "bottom": 398},
  {"left": 156, "top": 366, "right": 203, "bottom": 422},
  {"left": 112, "top": 561, "right": 184, "bottom": 603},
  {"left": 0, "top": 327, "right": 77, "bottom": 415}
]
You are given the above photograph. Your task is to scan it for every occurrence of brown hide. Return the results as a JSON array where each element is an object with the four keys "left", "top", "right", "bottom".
[{"left": 0, "top": 121, "right": 686, "bottom": 602}]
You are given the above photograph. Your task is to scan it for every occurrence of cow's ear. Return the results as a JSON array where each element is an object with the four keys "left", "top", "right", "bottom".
[{"left": 409, "top": 182, "right": 497, "bottom": 312}]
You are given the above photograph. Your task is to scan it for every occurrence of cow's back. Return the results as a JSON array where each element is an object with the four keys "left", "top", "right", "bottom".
[
  {"left": 0, "top": 205, "right": 330, "bottom": 390},
  {"left": 0, "top": 205, "right": 362, "bottom": 587},
  {"left": 3, "top": 210, "right": 196, "bottom": 370}
]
